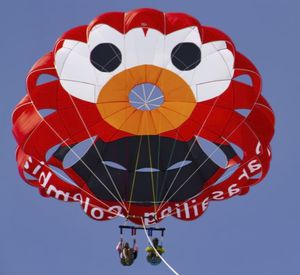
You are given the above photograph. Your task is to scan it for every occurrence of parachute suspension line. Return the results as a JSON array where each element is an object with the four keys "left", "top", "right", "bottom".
[
  {"left": 156, "top": 67, "right": 198, "bottom": 206},
  {"left": 147, "top": 135, "right": 158, "bottom": 214},
  {"left": 120, "top": 28, "right": 146, "bottom": 215},
  {"left": 164, "top": 151, "right": 255, "bottom": 219},
  {"left": 66, "top": 94, "right": 128, "bottom": 211},
  {"left": 164, "top": 133, "right": 257, "bottom": 218},
  {"left": 158, "top": 88, "right": 229, "bottom": 211},
  {"left": 127, "top": 135, "right": 143, "bottom": 215},
  {"left": 157, "top": 38, "right": 234, "bottom": 195},
  {"left": 156, "top": 96, "right": 220, "bottom": 213},
  {"left": 159, "top": 98, "right": 260, "bottom": 212},
  {"left": 125, "top": 19, "right": 167, "bottom": 214},
  {"left": 141, "top": 218, "right": 180, "bottom": 275},
  {"left": 154, "top": 13, "right": 167, "bottom": 204},
  {"left": 157, "top": 131, "right": 180, "bottom": 202},
  {"left": 155, "top": 101, "right": 194, "bottom": 205},
  {"left": 26, "top": 154, "right": 126, "bottom": 218},
  {"left": 157, "top": 73, "right": 261, "bottom": 212},
  {"left": 154, "top": 31, "right": 203, "bottom": 210},
  {"left": 29, "top": 101, "right": 128, "bottom": 211},
  {"left": 125, "top": 23, "right": 198, "bottom": 213},
  {"left": 158, "top": 118, "right": 224, "bottom": 211},
  {"left": 84, "top": 30, "right": 140, "bottom": 209},
  {"left": 155, "top": 132, "right": 162, "bottom": 206}
]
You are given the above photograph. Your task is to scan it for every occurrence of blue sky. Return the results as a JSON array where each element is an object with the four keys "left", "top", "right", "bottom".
[{"left": 1, "top": 0, "right": 299, "bottom": 274}]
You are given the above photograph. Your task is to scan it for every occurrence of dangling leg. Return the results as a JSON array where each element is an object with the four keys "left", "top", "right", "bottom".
[{"left": 133, "top": 238, "right": 138, "bottom": 259}]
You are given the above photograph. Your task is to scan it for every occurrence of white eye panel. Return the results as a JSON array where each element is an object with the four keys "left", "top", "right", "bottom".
[
  {"left": 54, "top": 24, "right": 235, "bottom": 104},
  {"left": 89, "top": 24, "right": 124, "bottom": 51},
  {"left": 55, "top": 41, "right": 98, "bottom": 102},
  {"left": 218, "top": 49, "right": 234, "bottom": 72},
  {"left": 164, "top": 36, "right": 234, "bottom": 103},
  {"left": 55, "top": 25, "right": 126, "bottom": 103},
  {"left": 163, "top": 27, "right": 203, "bottom": 91},
  {"left": 194, "top": 49, "right": 234, "bottom": 84},
  {"left": 164, "top": 26, "right": 202, "bottom": 68},
  {"left": 191, "top": 48, "right": 234, "bottom": 101},
  {"left": 165, "top": 26, "right": 202, "bottom": 51},
  {"left": 211, "top": 41, "right": 227, "bottom": 50},
  {"left": 201, "top": 41, "right": 227, "bottom": 57},
  {"left": 88, "top": 24, "right": 126, "bottom": 92},
  {"left": 161, "top": 28, "right": 234, "bottom": 103},
  {"left": 60, "top": 80, "right": 96, "bottom": 102},
  {"left": 196, "top": 80, "right": 231, "bottom": 102},
  {"left": 59, "top": 43, "right": 97, "bottom": 84},
  {"left": 62, "top": 40, "right": 79, "bottom": 50},
  {"left": 55, "top": 47, "right": 72, "bottom": 75}
]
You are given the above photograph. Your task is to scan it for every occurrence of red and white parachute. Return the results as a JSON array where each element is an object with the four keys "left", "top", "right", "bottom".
[{"left": 12, "top": 8, "right": 275, "bottom": 226}]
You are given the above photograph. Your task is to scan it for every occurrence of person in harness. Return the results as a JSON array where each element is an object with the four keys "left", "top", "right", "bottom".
[
  {"left": 116, "top": 238, "right": 138, "bottom": 266},
  {"left": 145, "top": 237, "right": 165, "bottom": 265}
]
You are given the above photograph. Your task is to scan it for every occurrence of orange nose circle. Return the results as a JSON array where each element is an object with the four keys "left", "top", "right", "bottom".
[{"left": 97, "top": 65, "right": 196, "bottom": 135}]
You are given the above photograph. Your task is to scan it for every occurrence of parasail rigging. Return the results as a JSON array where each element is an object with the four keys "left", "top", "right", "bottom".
[{"left": 12, "top": 8, "right": 275, "bottom": 273}]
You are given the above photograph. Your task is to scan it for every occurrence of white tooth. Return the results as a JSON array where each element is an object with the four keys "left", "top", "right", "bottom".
[
  {"left": 102, "top": 161, "right": 127, "bottom": 171},
  {"left": 62, "top": 137, "right": 96, "bottom": 169},
  {"left": 46, "top": 144, "right": 61, "bottom": 161},
  {"left": 214, "top": 164, "right": 240, "bottom": 184},
  {"left": 136, "top": 167, "right": 160, "bottom": 172},
  {"left": 196, "top": 137, "right": 227, "bottom": 168},
  {"left": 49, "top": 165, "right": 78, "bottom": 187},
  {"left": 167, "top": 160, "right": 192, "bottom": 171}
]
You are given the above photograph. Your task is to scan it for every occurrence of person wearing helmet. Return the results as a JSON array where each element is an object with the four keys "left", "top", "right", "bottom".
[
  {"left": 116, "top": 238, "right": 138, "bottom": 266},
  {"left": 145, "top": 238, "right": 165, "bottom": 265}
]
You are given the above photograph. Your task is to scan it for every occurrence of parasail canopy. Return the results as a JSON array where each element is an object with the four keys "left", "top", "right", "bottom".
[{"left": 12, "top": 8, "right": 275, "bottom": 225}]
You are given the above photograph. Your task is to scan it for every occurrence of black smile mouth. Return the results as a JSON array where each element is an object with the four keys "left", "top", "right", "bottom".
[{"left": 51, "top": 136, "right": 237, "bottom": 205}]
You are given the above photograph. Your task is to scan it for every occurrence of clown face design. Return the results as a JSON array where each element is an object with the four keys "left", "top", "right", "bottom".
[
  {"left": 53, "top": 17, "right": 236, "bottom": 204},
  {"left": 13, "top": 9, "right": 274, "bottom": 222}
]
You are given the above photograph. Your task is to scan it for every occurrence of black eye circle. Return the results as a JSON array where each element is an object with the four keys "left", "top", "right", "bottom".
[
  {"left": 171, "top": 42, "right": 201, "bottom": 71},
  {"left": 90, "top": 43, "right": 122, "bottom": 72}
]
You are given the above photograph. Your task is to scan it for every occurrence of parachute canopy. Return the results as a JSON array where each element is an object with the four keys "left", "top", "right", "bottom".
[{"left": 12, "top": 8, "right": 275, "bottom": 225}]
